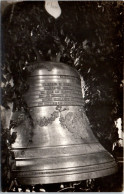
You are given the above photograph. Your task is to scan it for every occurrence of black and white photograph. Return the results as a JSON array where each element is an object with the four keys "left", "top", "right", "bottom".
[{"left": 1, "top": 0, "right": 123, "bottom": 192}]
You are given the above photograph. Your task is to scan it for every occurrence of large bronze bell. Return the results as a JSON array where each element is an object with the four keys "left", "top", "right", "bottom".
[{"left": 11, "top": 62, "right": 117, "bottom": 185}]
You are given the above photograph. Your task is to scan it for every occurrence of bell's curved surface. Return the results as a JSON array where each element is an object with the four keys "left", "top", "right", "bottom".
[{"left": 11, "top": 62, "right": 117, "bottom": 185}]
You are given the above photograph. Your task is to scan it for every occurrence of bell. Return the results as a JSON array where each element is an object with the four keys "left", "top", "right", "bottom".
[{"left": 11, "top": 61, "right": 117, "bottom": 185}]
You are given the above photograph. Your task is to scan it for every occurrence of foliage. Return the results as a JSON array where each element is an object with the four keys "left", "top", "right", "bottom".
[
  {"left": 1, "top": 126, "right": 16, "bottom": 191},
  {"left": 1, "top": 1, "right": 123, "bottom": 191}
]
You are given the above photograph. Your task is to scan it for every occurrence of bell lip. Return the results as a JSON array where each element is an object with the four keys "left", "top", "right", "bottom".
[
  {"left": 28, "top": 61, "right": 80, "bottom": 78},
  {"left": 13, "top": 162, "right": 118, "bottom": 185}
]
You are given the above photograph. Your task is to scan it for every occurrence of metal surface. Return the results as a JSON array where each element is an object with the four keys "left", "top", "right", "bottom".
[{"left": 11, "top": 62, "right": 117, "bottom": 185}]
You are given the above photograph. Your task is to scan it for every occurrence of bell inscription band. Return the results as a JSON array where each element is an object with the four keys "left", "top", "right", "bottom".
[{"left": 11, "top": 62, "right": 117, "bottom": 185}]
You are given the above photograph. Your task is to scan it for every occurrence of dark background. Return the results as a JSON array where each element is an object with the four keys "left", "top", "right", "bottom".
[{"left": 1, "top": 1, "right": 123, "bottom": 191}]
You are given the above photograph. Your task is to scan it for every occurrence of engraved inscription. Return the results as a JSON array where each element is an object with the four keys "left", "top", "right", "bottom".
[{"left": 24, "top": 78, "right": 83, "bottom": 107}]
